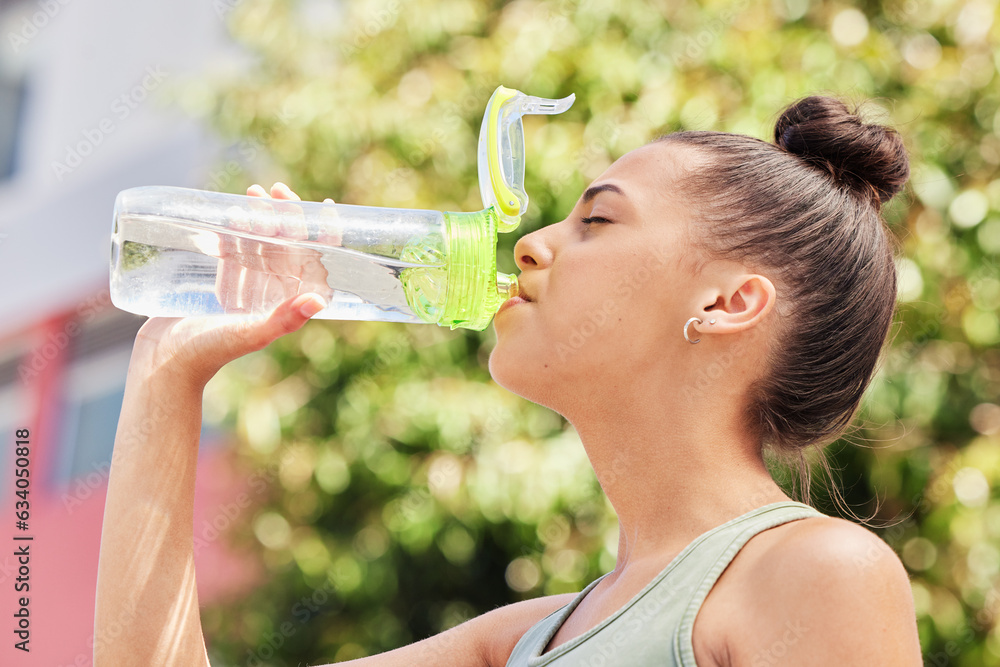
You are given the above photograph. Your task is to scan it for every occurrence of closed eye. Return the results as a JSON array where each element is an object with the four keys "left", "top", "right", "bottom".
[{"left": 581, "top": 216, "right": 613, "bottom": 225}]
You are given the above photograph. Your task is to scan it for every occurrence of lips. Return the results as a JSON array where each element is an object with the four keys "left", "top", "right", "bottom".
[
  {"left": 497, "top": 282, "right": 533, "bottom": 316},
  {"left": 497, "top": 295, "right": 528, "bottom": 315},
  {"left": 513, "top": 282, "right": 534, "bottom": 303}
]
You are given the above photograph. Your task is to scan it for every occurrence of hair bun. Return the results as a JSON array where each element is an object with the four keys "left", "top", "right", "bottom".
[{"left": 774, "top": 96, "right": 909, "bottom": 208}]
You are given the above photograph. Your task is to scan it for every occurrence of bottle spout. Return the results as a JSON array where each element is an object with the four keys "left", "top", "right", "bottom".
[{"left": 497, "top": 272, "right": 518, "bottom": 301}]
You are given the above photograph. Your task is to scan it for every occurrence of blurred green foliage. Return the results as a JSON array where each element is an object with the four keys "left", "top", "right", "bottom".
[{"left": 178, "top": 0, "right": 1000, "bottom": 664}]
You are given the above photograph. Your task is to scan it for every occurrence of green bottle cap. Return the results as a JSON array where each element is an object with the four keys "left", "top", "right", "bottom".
[{"left": 439, "top": 208, "right": 517, "bottom": 330}]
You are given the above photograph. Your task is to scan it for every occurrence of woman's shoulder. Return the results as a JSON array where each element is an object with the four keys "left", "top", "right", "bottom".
[
  {"left": 741, "top": 514, "right": 914, "bottom": 615},
  {"left": 695, "top": 514, "right": 922, "bottom": 665},
  {"left": 754, "top": 513, "right": 901, "bottom": 575}
]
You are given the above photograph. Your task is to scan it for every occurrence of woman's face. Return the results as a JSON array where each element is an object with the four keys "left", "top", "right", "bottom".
[{"left": 489, "top": 140, "right": 709, "bottom": 409}]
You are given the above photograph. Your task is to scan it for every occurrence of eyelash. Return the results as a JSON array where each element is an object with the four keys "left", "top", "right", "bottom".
[{"left": 581, "top": 216, "right": 613, "bottom": 225}]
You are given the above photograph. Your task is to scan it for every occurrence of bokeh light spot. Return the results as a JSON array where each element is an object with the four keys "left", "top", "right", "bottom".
[
  {"left": 831, "top": 9, "right": 869, "bottom": 46},
  {"left": 953, "top": 467, "right": 990, "bottom": 508}
]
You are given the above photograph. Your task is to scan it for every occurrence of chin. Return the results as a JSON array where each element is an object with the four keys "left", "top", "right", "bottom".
[
  {"left": 486, "top": 337, "right": 520, "bottom": 393},
  {"left": 487, "top": 335, "right": 566, "bottom": 412}
]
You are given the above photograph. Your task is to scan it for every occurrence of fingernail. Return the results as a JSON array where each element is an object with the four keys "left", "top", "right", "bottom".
[{"left": 298, "top": 294, "right": 326, "bottom": 318}]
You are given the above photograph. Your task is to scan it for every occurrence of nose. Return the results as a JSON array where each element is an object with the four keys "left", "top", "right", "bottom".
[{"left": 513, "top": 225, "right": 554, "bottom": 272}]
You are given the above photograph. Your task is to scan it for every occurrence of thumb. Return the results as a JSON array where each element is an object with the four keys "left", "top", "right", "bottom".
[{"left": 239, "top": 292, "right": 327, "bottom": 353}]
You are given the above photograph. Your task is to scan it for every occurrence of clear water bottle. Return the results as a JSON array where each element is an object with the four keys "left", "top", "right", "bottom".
[{"left": 109, "top": 86, "right": 574, "bottom": 330}]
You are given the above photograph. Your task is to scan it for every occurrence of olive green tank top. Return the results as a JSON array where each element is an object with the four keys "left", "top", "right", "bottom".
[{"left": 505, "top": 501, "right": 823, "bottom": 667}]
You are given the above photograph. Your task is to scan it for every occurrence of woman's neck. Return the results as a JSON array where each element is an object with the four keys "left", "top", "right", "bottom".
[{"left": 565, "top": 378, "right": 791, "bottom": 571}]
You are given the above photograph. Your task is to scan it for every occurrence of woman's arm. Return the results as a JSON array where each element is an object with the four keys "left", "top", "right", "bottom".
[
  {"left": 94, "top": 342, "right": 214, "bottom": 665},
  {"left": 95, "top": 301, "right": 573, "bottom": 666},
  {"left": 95, "top": 287, "right": 330, "bottom": 665},
  {"left": 332, "top": 594, "right": 575, "bottom": 667}
]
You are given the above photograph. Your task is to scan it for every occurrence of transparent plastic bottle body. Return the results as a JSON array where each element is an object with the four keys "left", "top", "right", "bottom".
[
  {"left": 110, "top": 186, "right": 479, "bottom": 324},
  {"left": 109, "top": 87, "right": 574, "bottom": 329}
]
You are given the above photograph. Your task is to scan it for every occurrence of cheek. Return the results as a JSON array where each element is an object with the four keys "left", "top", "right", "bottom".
[
  {"left": 551, "top": 250, "right": 681, "bottom": 362},
  {"left": 487, "top": 240, "right": 682, "bottom": 392},
  {"left": 551, "top": 255, "right": 643, "bottom": 341}
]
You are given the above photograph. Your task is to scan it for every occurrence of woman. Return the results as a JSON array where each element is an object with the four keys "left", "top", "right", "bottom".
[{"left": 95, "top": 95, "right": 922, "bottom": 665}]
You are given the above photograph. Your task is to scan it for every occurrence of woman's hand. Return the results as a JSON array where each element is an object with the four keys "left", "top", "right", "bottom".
[
  {"left": 215, "top": 182, "right": 339, "bottom": 315},
  {"left": 133, "top": 290, "right": 326, "bottom": 390},
  {"left": 131, "top": 182, "right": 334, "bottom": 391}
]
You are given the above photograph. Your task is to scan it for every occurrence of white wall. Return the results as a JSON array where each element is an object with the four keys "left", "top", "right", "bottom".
[{"left": 0, "top": 0, "right": 249, "bottom": 338}]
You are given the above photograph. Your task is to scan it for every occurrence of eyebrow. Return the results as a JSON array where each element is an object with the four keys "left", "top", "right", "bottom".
[{"left": 582, "top": 183, "right": 625, "bottom": 204}]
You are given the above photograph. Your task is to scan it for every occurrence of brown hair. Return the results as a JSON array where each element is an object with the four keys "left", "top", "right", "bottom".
[{"left": 662, "top": 96, "right": 909, "bottom": 495}]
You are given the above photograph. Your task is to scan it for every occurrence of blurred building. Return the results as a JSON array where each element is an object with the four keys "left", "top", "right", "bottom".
[{"left": 0, "top": 1, "right": 267, "bottom": 664}]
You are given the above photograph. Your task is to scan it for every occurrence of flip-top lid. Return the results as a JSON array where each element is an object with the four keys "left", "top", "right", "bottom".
[{"left": 477, "top": 86, "right": 575, "bottom": 232}]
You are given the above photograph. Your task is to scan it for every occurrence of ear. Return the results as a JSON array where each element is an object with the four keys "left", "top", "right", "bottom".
[{"left": 692, "top": 274, "right": 777, "bottom": 338}]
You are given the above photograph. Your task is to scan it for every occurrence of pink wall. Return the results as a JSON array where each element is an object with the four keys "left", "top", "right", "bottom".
[{"left": 0, "top": 303, "right": 262, "bottom": 667}]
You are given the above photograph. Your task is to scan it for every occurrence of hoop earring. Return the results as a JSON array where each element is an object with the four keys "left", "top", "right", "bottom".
[{"left": 683, "top": 317, "right": 702, "bottom": 344}]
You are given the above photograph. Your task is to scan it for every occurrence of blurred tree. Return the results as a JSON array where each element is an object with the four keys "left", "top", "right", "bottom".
[{"left": 172, "top": 0, "right": 1000, "bottom": 664}]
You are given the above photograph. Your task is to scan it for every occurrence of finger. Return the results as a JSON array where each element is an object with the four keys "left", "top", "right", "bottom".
[
  {"left": 264, "top": 186, "right": 309, "bottom": 286},
  {"left": 274, "top": 197, "right": 307, "bottom": 240},
  {"left": 271, "top": 182, "right": 301, "bottom": 201},
  {"left": 218, "top": 208, "right": 253, "bottom": 312},
  {"left": 316, "top": 199, "right": 343, "bottom": 247},
  {"left": 240, "top": 292, "right": 327, "bottom": 353},
  {"left": 238, "top": 190, "right": 280, "bottom": 307},
  {"left": 215, "top": 257, "right": 240, "bottom": 312},
  {"left": 235, "top": 205, "right": 267, "bottom": 311},
  {"left": 248, "top": 199, "right": 297, "bottom": 297},
  {"left": 264, "top": 182, "right": 305, "bottom": 240},
  {"left": 241, "top": 265, "right": 269, "bottom": 314},
  {"left": 262, "top": 273, "right": 290, "bottom": 309}
]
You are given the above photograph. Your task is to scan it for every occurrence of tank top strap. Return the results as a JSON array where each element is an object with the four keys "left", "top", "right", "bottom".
[
  {"left": 671, "top": 501, "right": 824, "bottom": 666},
  {"left": 505, "top": 501, "right": 825, "bottom": 667}
]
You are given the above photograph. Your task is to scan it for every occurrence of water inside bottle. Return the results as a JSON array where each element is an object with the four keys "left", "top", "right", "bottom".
[{"left": 110, "top": 212, "right": 449, "bottom": 322}]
